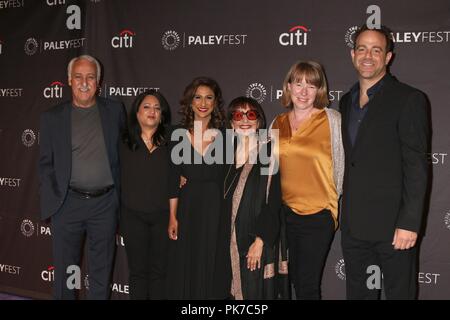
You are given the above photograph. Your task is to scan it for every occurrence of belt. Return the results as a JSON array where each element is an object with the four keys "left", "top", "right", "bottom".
[{"left": 69, "top": 185, "right": 114, "bottom": 199}]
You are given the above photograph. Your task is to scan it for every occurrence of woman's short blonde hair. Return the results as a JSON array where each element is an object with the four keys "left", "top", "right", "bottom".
[{"left": 281, "top": 60, "right": 329, "bottom": 109}]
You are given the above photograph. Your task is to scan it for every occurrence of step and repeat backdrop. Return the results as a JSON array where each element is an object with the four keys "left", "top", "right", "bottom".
[{"left": 0, "top": 0, "right": 449, "bottom": 299}]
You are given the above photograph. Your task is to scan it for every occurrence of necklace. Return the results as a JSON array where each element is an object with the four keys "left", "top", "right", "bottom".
[
  {"left": 223, "top": 164, "right": 240, "bottom": 199},
  {"left": 141, "top": 135, "right": 157, "bottom": 153}
]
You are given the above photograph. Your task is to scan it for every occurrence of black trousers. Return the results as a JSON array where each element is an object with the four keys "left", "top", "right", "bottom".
[
  {"left": 120, "top": 206, "right": 169, "bottom": 300},
  {"left": 51, "top": 189, "right": 118, "bottom": 300},
  {"left": 341, "top": 229, "right": 417, "bottom": 300},
  {"left": 285, "top": 206, "right": 335, "bottom": 300}
]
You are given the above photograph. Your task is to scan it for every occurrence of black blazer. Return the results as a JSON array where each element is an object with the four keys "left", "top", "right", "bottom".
[
  {"left": 38, "top": 97, "right": 126, "bottom": 220},
  {"left": 339, "top": 74, "right": 429, "bottom": 241}
]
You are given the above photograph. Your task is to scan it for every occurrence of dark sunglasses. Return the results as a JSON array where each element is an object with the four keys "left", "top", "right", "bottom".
[{"left": 232, "top": 110, "right": 259, "bottom": 121}]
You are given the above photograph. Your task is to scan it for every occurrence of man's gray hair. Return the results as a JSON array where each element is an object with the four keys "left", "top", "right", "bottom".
[{"left": 67, "top": 54, "right": 101, "bottom": 83}]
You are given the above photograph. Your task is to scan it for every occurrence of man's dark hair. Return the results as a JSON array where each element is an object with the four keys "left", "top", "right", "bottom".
[{"left": 353, "top": 24, "right": 394, "bottom": 53}]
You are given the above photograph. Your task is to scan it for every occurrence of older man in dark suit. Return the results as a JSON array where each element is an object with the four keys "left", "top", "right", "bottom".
[
  {"left": 339, "top": 25, "right": 429, "bottom": 299},
  {"left": 39, "top": 54, "right": 126, "bottom": 299}
]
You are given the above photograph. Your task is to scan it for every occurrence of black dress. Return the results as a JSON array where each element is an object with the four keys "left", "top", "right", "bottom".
[
  {"left": 223, "top": 141, "right": 282, "bottom": 299},
  {"left": 166, "top": 129, "right": 229, "bottom": 299}
]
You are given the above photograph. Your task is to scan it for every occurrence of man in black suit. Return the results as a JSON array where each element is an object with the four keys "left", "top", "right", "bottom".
[
  {"left": 39, "top": 55, "right": 125, "bottom": 299},
  {"left": 339, "top": 25, "right": 429, "bottom": 299}
]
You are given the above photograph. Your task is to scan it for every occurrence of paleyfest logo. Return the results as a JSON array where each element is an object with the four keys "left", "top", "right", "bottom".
[{"left": 161, "top": 29, "right": 247, "bottom": 50}]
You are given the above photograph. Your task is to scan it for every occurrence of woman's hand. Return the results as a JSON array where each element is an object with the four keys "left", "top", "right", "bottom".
[
  {"left": 168, "top": 218, "right": 178, "bottom": 240},
  {"left": 180, "top": 176, "right": 187, "bottom": 188},
  {"left": 246, "top": 237, "right": 263, "bottom": 271}
]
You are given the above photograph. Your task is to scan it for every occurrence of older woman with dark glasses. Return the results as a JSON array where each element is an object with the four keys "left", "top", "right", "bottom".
[{"left": 222, "top": 96, "right": 282, "bottom": 300}]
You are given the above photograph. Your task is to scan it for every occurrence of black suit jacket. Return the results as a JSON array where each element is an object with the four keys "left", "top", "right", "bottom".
[
  {"left": 339, "top": 74, "right": 429, "bottom": 241},
  {"left": 39, "top": 97, "right": 126, "bottom": 220}
]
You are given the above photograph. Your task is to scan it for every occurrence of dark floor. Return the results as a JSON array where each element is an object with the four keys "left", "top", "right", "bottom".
[{"left": 0, "top": 292, "right": 31, "bottom": 300}]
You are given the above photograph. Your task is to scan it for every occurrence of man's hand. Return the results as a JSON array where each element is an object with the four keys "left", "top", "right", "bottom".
[{"left": 392, "top": 228, "right": 417, "bottom": 250}]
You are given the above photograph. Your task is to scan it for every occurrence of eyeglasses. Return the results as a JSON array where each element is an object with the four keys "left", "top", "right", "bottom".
[{"left": 232, "top": 110, "right": 259, "bottom": 121}]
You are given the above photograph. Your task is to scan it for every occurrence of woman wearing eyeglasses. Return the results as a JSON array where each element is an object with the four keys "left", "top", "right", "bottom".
[
  {"left": 222, "top": 96, "right": 282, "bottom": 300},
  {"left": 271, "top": 61, "right": 344, "bottom": 299}
]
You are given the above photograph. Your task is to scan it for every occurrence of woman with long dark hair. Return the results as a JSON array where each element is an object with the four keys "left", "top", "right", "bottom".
[
  {"left": 119, "top": 89, "right": 177, "bottom": 299},
  {"left": 166, "top": 76, "right": 228, "bottom": 299}
]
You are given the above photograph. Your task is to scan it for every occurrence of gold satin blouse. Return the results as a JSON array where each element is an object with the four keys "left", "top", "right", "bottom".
[{"left": 273, "top": 110, "right": 338, "bottom": 223}]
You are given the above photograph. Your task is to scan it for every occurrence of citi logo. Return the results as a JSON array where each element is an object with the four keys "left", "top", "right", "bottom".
[
  {"left": 111, "top": 30, "right": 135, "bottom": 48},
  {"left": 41, "top": 266, "right": 55, "bottom": 282},
  {"left": 279, "top": 25, "right": 309, "bottom": 46},
  {"left": 46, "top": 0, "right": 65, "bottom": 5},
  {"left": 43, "top": 81, "right": 64, "bottom": 99}
]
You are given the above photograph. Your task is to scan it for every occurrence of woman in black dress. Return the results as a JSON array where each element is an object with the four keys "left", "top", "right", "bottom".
[
  {"left": 166, "top": 77, "right": 228, "bottom": 299},
  {"left": 120, "top": 90, "right": 177, "bottom": 299},
  {"left": 223, "top": 97, "right": 281, "bottom": 299}
]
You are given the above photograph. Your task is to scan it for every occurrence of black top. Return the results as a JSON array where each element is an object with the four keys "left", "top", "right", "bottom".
[
  {"left": 120, "top": 139, "right": 175, "bottom": 214},
  {"left": 348, "top": 75, "right": 386, "bottom": 146}
]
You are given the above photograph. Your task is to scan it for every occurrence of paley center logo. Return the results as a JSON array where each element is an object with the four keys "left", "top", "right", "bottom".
[
  {"left": 111, "top": 29, "right": 135, "bottom": 48},
  {"left": 444, "top": 209, "right": 450, "bottom": 230},
  {"left": 22, "top": 129, "right": 39, "bottom": 147},
  {"left": 24, "top": 36, "right": 86, "bottom": 55},
  {"left": 335, "top": 258, "right": 346, "bottom": 280},
  {"left": 279, "top": 25, "right": 309, "bottom": 46},
  {"left": 345, "top": 25, "right": 359, "bottom": 48},
  {"left": 161, "top": 29, "right": 247, "bottom": 50},
  {"left": 246, "top": 83, "right": 268, "bottom": 104},
  {"left": 21, "top": 218, "right": 51, "bottom": 237},
  {"left": 43, "top": 81, "right": 64, "bottom": 99},
  {"left": 162, "top": 30, "right": 180, "bottom": 50},
  {"left": 245, "top": 82, "right": 343, "bottom": 104},
  {"left": 20, "top": 219, "right": 35, "bottom": 237}
]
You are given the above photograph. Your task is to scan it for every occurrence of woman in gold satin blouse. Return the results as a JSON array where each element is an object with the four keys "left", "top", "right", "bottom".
[{"left": 271, "top": 61, "right": 344, "bottom": 299}]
